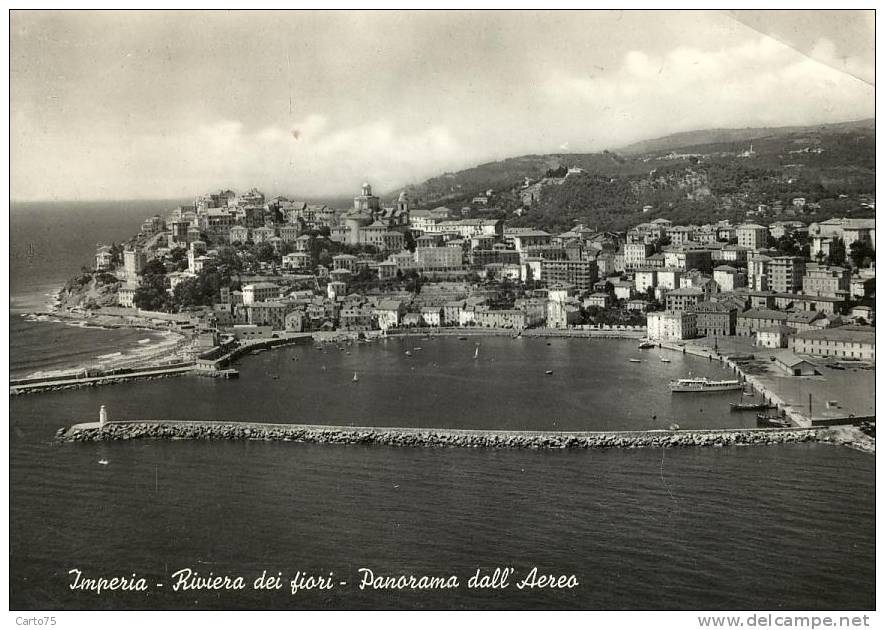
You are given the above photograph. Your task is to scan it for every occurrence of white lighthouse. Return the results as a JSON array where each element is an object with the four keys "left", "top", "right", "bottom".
[{"left": 99, "top": 405, "right": 108, "bottom": 428}]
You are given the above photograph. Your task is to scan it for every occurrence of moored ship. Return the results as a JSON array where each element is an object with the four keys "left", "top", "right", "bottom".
[
  {"left": 757, "top": 413, "right": 791, "bottom": 428},
  {"left": 669, "top": 377, "right": 742, "bottom": 393},
  {"left": 729, "top": 401, "right": 774, "bottom": 411}
]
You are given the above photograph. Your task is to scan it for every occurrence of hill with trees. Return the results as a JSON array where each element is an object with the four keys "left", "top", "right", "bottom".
[{"left": 399, "top": 120, "right": 875, "bottom": 234}]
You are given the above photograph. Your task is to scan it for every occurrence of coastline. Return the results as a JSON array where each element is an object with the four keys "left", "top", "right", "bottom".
[
  {"left": 18, "top": 302, "right": 196, "bottom": 380},
  {"left": 12, "top": 316, "right": 875, "bottom": 437},
  {"left": 56, "top": 420, "right": 875, "bottom": 453},
  {"left": 13, "top": 290, "right": 876, "bottom": 438}
]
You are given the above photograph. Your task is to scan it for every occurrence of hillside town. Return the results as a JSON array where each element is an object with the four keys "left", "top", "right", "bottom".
[{"left": 80, "top": 179, "right": 875, "bottom": 373}]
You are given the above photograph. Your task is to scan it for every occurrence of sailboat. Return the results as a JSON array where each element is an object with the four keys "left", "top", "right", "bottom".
[
  {"left": 352, "top": 372, "right": 359, "bottom": 383},
  {"left": 473, "top": 344, "right": 480, "bottom": 360}
]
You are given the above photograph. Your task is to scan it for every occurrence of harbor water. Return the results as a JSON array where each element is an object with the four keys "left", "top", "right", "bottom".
[{"left": 8, "top": 202, "right": 876, "bottom": 610}]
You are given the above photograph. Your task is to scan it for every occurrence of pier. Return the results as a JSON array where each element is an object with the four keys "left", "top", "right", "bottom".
[
  {"left": 657, "top": 339, "right": 875, "bottom": 429},
  {"left": 10, "top": 364, "right": 195, "bottom": 395},
  {"left": 9, "top": 333, "right": 313, "bottom": 395}
]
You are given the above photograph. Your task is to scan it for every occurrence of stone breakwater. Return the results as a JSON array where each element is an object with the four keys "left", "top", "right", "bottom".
[
  {"left": 55, "top": 421, "right": 853, "bottom": 450},
  {"left": 11, "top": 370, "right": 190, "bottom": 396}
]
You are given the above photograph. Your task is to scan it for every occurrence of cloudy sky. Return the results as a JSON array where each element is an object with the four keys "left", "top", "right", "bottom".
[{"left": 11, "top": 10, "right": 874, "bottom": 201}]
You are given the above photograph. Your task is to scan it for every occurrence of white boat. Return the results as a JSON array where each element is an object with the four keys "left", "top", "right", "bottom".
[
  {"left": 98, "top": 459, "right": 109, "bottom": 466},
  {"left": 669, "top": 377, "right": 742, "bottom": 393},
  {"left": 638, "top": 341, "right": 656, "bottom": 349},
  {"left": 474, "top": 345, "right": 479, "bottom": 360},
  {"left": 405, "top": 350, "right": 412, "bottom": 357},
  {"left": 660, "top": 356, "right": 671, "bottom": 363},
  {"left": 352, "top": 372, "right": 359, "bottom": 383},
  {"left": 628, "top": 358, "right": 641, "bottom": 363}
]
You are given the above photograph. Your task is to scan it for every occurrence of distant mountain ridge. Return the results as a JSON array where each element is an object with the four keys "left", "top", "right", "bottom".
[{"left": 615, "top": 118, "right": 875, "bottom": 156}]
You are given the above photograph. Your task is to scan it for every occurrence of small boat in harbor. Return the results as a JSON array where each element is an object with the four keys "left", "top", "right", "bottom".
[
  {"left": 638, "top": 340, "right": 656, "bottom": 349},
  {"left": 98, "top": 459, "right": 109, "bottom": 466},
  {"left": 473, "top": 345, "right": 480, "bottom": 360},
  {"left": 659, "top": 356, "right": 671, "bottom": 363},
  {"left": 669, "top": 377, "right": 742, "bottom": 393},
  {"left": 352, "top": 372, "right": 359, "bottom": 383},
  {"left": 413, "top": 347, "right": 422, "bottom": 351},
  {"left": 458, "top": 336, "right": 468, "bottom": 340},
  {"left": 730, "top": 401, "right": 773, "bottom": 412},
  {"left": 628, "top": 358, "right": 642, "bottom": 363},
  {"left": 757, "top": 413, "right": 790, "bottom": 428},
  {"left": 405, "top": 351, "right": 412, "bottom": 357},
  {"left": 545, "top": 370, "right": 554, "bottom": 375}
]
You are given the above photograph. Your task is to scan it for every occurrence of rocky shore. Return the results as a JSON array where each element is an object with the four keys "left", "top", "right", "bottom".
[{"left": 56, "top": 421, "right": 858, "bottom": 450}]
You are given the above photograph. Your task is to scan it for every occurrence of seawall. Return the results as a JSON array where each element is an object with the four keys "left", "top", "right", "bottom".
[
  {"left": 11, "top": 366, "right": 195, "bottom": 395},
  {"left": 54, "top": 420, "right": 872, "bottom": 452}
]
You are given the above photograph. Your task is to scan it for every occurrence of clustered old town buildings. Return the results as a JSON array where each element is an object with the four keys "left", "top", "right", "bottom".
[{"left": 95, "top": 180, "right": 876, "bottom": 364}]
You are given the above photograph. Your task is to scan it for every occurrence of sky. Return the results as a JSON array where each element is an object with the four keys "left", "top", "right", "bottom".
[{"left": 10, "top": 9, "right": 875, "bottom": 202}]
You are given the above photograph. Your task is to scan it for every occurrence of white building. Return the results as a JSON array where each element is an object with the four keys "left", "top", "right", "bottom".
[
  {"left": 656, "top": 268, "right": 682, "bottom": 290},
  {"left": 624, "top": 243, "right": 654, "bottom": 270},
  {"left": 95, "top": 246, "right": 113, "bottom": 271},
  {"left": 242, "top": 282, "right": 280, "bottom": 306},
  {"left": 634, "top": 269, "right": 657, "bottom": 294},
  {"left": 327, "top": 280, "right": 347, "bottom": 299},
  {"left": 712, "top": 265, "right": 746, "bottom": 292},
  {"left": 646, "top": 311, "right": 698, "bottom": 341},
  {"left": 736, "top": 224, "right": 768, "bottom": 251},
  {"left": 374, "top": 300, "right": 405, "bottom": 331},
  {"left": 123, "top": 248, "right": 146, "bottom": 281},
  {"left": 282, "top": 252, "right": 311, "bottom": 272},
  {"left": 118, "top": 283, "right": 137, "bottom": 308}
]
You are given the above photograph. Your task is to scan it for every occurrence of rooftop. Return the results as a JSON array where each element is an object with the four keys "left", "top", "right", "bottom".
[
  {"left": 793, "top": 327, "right": 875, "bottom": 343},
  {"left": 667, "top": 286, "right": 704, "bottom": 296},
  {"left": 757, "top": 325, "right": 796, "bottom": 334},
  {"left": 376, "top": 300, "right": 404, "bottom": 311},
  {"left": 243, "top": 282, "right": 279, "bottom": 290}
]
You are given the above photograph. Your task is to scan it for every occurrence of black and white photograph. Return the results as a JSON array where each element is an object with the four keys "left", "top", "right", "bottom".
[{"left": 7, "top": 7, "right": 877, "bottom": 618}]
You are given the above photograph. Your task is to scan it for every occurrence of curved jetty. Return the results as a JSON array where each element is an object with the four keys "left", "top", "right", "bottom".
[{"left": 54, "top": 420, "right": 873, "bottom": 452}]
